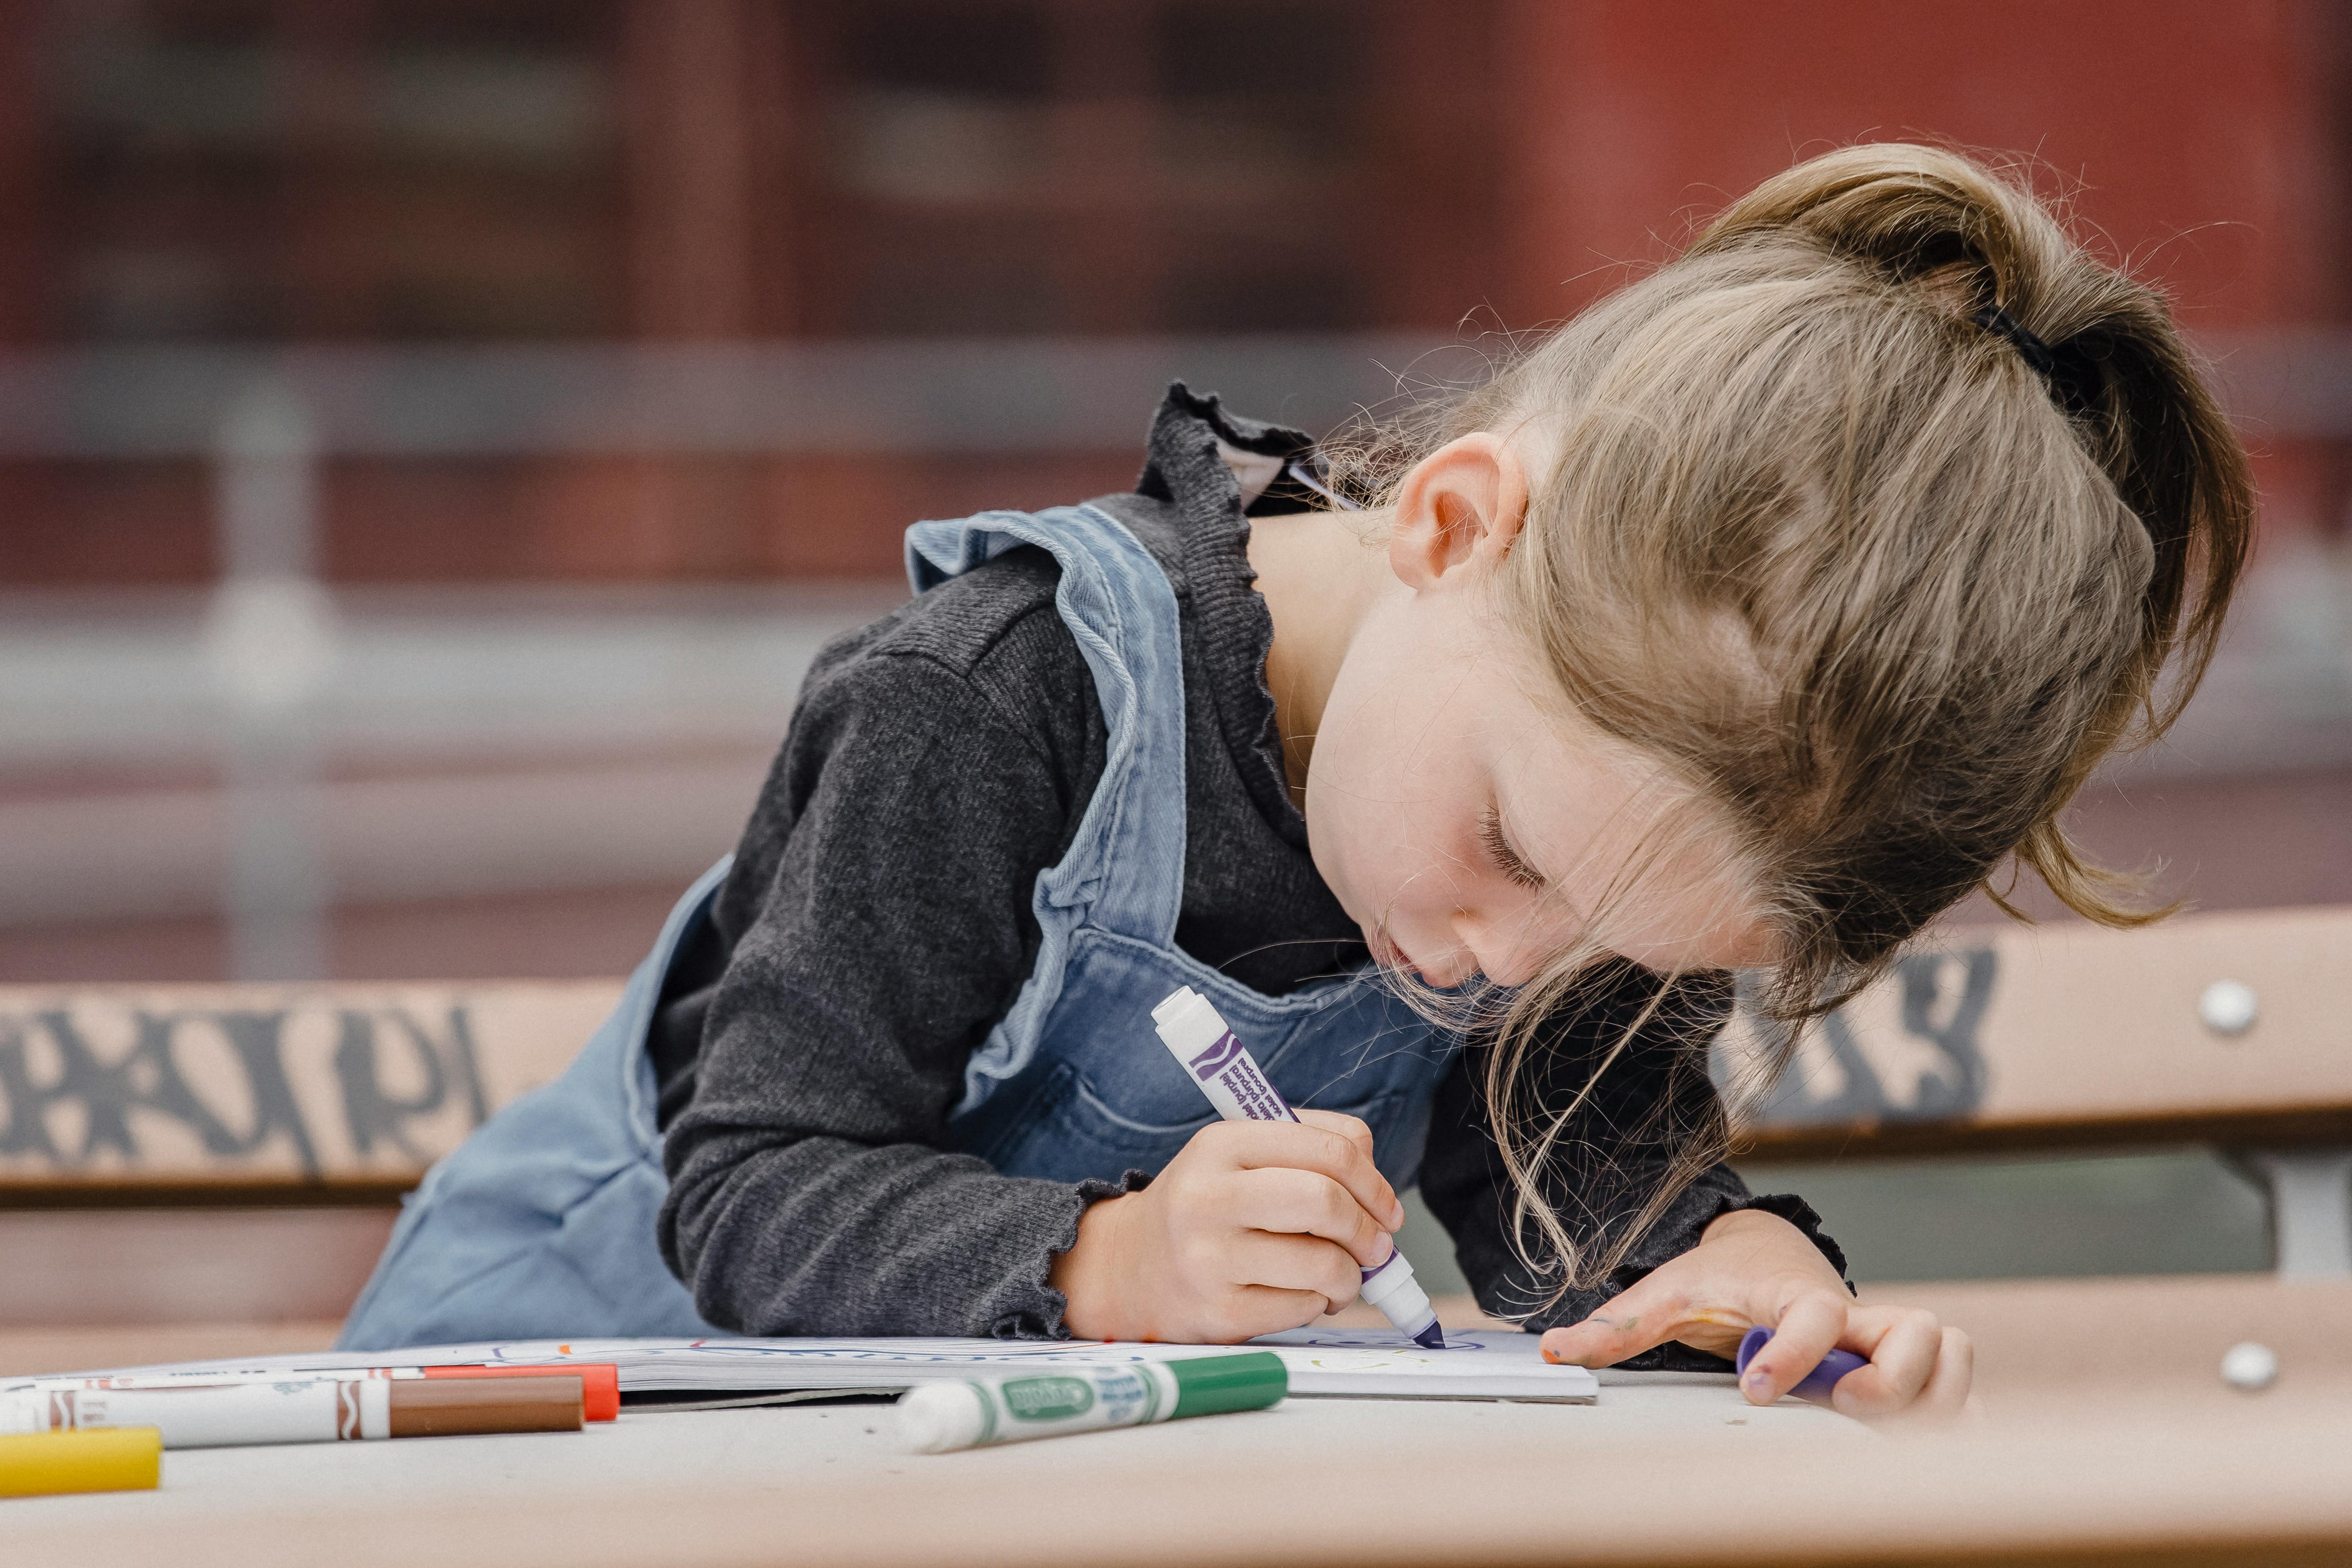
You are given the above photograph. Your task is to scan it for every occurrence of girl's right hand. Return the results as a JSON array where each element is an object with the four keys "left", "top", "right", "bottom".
[{"left": 1049, "top": 1109, "right": 1405, "bottom": 1343}]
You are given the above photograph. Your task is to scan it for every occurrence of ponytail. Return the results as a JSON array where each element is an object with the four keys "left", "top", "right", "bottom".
[{"left": 1692, "top": 144, "right": 2254, "bottom": 926}]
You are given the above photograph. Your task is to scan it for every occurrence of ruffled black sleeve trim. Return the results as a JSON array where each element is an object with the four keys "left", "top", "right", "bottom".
[{"left": 996, "top": 1169, "right": 1156, "bottom": 1341}]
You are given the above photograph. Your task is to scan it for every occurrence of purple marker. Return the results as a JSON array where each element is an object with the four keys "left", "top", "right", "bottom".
[
  {"left": 1735, "top": 1325, "right": 1868, "bottom": 1406},
  {"left": 1150, "top": 985, "right": 1445, "bottom": 1350}
]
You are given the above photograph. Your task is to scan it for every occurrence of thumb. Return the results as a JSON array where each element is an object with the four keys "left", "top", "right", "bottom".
[{"left": 1538, "top": 1279, "right": 1688, "bottom": 1369}]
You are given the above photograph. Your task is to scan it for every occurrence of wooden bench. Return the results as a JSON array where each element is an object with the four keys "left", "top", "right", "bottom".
[
  {"left": 0, "top": 981, "right": 618, "bottom": 1334},
  {"left": 0, "top": 902, "right": 2343, "bottom": 1331},
  {"left": 1717, "top": 904, "right": 2352, "bottom": 1277},
  {"left": 0, "top": 980, "right": 619, "bottom": 1204}
]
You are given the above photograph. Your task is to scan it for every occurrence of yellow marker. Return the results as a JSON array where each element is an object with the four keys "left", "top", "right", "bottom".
[{"left": 0, "top": 1427, "right": 162, "bottom": 1496}]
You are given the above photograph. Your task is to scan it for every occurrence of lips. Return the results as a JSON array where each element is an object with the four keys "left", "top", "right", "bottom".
[{"left": 1368, "top": 930, "right": 1418, "bottom": 976}]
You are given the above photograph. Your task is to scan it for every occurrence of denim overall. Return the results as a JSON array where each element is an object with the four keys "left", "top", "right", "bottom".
[{"left": 338, "top": 505, "right": 1460, "bottom": 1352}]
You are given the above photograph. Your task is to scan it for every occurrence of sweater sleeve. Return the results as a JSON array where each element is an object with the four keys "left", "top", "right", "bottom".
[
  {"left": 657, "top": 642, "right": 1116, "bottom": 1339},
  {"left": 1417, "top": 962, "right": 1849, "bottom": 1371}
]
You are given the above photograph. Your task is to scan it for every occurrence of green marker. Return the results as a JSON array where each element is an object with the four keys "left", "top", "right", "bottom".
[{"left": 895, "top": 1352, "right": 1286, "bottom": 1453}]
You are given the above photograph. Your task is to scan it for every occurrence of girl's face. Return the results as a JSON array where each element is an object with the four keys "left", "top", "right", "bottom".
[
  {"left": 1308, "top": 591, "right": 1771, "bottom": 986},
  {"left": 1294, "top": 437, "right": 1773, "bottom": 988}
]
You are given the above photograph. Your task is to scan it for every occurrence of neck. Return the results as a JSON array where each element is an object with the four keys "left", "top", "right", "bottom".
[{"left": 1246, "top": 508, "right": 1394, "bottom": 811}]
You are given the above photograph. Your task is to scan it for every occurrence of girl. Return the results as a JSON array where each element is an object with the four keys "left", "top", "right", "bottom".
[{"left": 340, "top": 144, "right": 2250, "bottom": 1422}]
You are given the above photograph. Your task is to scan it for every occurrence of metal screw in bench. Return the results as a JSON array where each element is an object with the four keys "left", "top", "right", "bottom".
[
  {"left": 2220, "top": 1341, "right": 2278, "bottom": 1392},
  {"left": 2198, "top": 979, "right": 2259, "bottom": 1036}
]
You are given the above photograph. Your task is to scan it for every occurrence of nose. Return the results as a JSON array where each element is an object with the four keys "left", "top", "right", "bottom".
[{"left": 1448, "top": 907, "right": 1542, "bottom": 987}]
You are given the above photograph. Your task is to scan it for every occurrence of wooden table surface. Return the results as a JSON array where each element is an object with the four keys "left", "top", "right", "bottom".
[
  {"left": 8, "top": 1277, "right": 2352, "bottom": 1567},
  {"left": 7, "top": 1374, "right": 2352, "bottom": 1568}
]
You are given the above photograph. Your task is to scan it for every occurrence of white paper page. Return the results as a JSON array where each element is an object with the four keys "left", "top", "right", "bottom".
[
  {"left": 52, "top": 1328, "right": 1596, "bottom": 1403},
  {"left": 1249, "top": 1327, "right": 1597, "bottom": 1401}
]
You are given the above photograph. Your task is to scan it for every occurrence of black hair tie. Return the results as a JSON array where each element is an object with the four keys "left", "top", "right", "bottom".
[{"left": 1973, "top": 304, "right": 2103, "bottom": 419}]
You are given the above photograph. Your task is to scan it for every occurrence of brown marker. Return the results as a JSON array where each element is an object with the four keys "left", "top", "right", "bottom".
[
  {"left": 382, "top": 1375, "right": 584, "bottom": 1438},
  {"left": 423, "top": 1364, "right": 622, "bottom": 1422}
]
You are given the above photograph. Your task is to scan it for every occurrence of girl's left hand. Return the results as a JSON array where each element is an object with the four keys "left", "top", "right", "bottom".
[{"left": 1535, "top": 1207, "right": 1975, "bottom": 1423}]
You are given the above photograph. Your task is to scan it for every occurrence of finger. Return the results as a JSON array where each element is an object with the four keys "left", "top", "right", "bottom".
[
  {"left": 1826, "top": 1307, "right": 1944, "bottom": 1417},
  {"left": 1538, "top": 1275, "right": 1697, "bottom": 1369},
  {"left": 1294, "top": 1109, "right": 1377, "bottom": 1169},
  {"left": 1229, "top": 1229, "right": 1364, "bottom": 1310},
  {"left": 1842, "top": 1325, "right": 1976, "bottom": 1427},
  {"left": 1902, "top": 1327, "right": 1975, "bottom": 1424},
  {"left": 1288, "top": 1112, "right": 1402, "bottom": 1229},
  {"left": 1211, "top": 1284, "right": 1337, "bottom": 1343},
  {"left": 1223, "top": 1166, "right": 1394, "bottom": 1269},
  {"left": 1740, "top": 1289, "right": 1846, "bottom": 1406},
  {"left": 1204, "top": 1118, "right": 1403, "bottom": 1232}
]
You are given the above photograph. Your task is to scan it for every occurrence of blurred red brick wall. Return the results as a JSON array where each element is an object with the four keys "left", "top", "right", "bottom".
[
  {"left": 0, "top": 0, "right": 2341, "bottom": 588},
  {"left": 1495, "top": 0, "right": 2348, "bottom": 534}
]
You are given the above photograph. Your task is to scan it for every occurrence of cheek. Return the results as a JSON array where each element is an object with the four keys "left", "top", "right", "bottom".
[
  {"left": 1305, "top": 719, "right": 1447, "bottom": 927},
  {"left": 1307, "top": 743, "right": 1482, "bottom": 920},
  {"left": 1303, "top": 602, "right": 1497, "bottom": 915},
  {"left": 1301, "top": 704, "right": 1393, "bottom": 897}
]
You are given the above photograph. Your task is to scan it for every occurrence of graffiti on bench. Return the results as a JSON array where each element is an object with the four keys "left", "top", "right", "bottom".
[
  {"left": 0, "top": 986, "right": 610, "bottom": 1184},
  {"left": 1718, "top": 946, "right": 1997, "bottom": 1127}
]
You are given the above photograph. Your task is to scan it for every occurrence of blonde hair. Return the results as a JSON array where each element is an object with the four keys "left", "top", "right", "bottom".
[{"left": 1332, "top": 144, "right": 2254, "bottom": 1301}]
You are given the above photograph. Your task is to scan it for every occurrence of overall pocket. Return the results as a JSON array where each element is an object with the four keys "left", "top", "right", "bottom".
[{"left": 981, "top": 1059, "right": 1414, "bottom": 1189}]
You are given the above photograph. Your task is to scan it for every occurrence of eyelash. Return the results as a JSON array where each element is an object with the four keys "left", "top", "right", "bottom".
[{"left": 1477, "top": 808, "right": 1545, "bottom": 891}]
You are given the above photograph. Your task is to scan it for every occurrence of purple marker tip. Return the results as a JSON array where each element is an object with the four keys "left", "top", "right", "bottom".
[
  {"left": 1412, "top": 1321, "right": 1446, "bottom": 1350},
  {"left": 1735, "top": 1325, "right": 1867, "bottom": 1406}
]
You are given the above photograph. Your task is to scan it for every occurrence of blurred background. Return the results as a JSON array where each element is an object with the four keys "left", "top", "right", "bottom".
[{"left": 1, "top": 0, "right": 2348, "bottom": 1288}]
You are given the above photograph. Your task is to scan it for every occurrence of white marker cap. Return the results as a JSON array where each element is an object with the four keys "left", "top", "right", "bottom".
[
  {"left": 897, "top": 1382, "right": 989, "bottom": 1454},
  {"left": 1151, "top": 985, "right": 1204, "bottom": 1025},
  {"left": 1358, "top": 1247, "right": 1441, "bottom": 1346},
  {"left": 1151, "top": 986, "right": 1225, "bottom": 1058}
]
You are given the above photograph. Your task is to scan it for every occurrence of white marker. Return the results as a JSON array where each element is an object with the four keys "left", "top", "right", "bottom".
[
  {"left": 1151, "top": 984, "right": 1445, "bottom": 1348},
  {"left": 0, "top": 1375, "right": 583, "bottom": 1448},
  {"left": 897, "top": 1351, "right": 1286, "bottom": 1453}
]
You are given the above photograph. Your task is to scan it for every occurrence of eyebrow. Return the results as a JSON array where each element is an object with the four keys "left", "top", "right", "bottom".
[{"left": 1479, "top": 804, "right": 1547, "bottom": 889}]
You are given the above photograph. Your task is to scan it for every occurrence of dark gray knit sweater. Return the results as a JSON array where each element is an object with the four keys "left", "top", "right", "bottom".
[{"left": 649, "top": 387, "right": 1842, "bottom": 1366}]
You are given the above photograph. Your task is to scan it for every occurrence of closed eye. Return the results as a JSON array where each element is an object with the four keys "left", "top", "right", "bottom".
[{"left": 1477, "top": 806, "right": 1546, "bottom": 891}]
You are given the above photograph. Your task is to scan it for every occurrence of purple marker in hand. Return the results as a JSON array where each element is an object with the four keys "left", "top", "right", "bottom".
[
  {"left": 1151, "top": 985, "right": 1445, "bottom": 1349},
  {"left": 1735, "top": 1325, "right": 1867, "bottom": 1406}
]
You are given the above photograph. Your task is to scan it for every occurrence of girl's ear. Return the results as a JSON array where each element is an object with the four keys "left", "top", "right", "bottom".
[{"left": 1388, "top": 433, "right": 1530, "bottom": 589}]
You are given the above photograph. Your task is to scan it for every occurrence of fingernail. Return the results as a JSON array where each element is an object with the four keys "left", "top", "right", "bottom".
[{"left": 1742, "top": 1368, "right": 1771, "bottom": 1396}]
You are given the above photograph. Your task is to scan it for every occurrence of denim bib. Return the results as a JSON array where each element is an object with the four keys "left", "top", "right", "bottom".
[
  {"left": 912, "top": 506, "right": 1460, "bottom": 1183},
  {"left": 338, "top": 505, "right": 1459, "bottom": 1350}
]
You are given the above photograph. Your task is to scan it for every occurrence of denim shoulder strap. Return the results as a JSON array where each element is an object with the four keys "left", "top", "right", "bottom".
[{"left": 904, "top": 504, "right": 1187, "bottom": 947}]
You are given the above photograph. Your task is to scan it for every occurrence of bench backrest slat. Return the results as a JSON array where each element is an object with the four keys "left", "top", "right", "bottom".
[
  {"left": 0, "top": 982, "right": 621, "bottom": 1194},
  {"left": 1720, "top": 906, "right": 2352, "bottom": 1159},
  {"left": 3, "top": 904, "right": 2343, "bottom": 1196}
]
